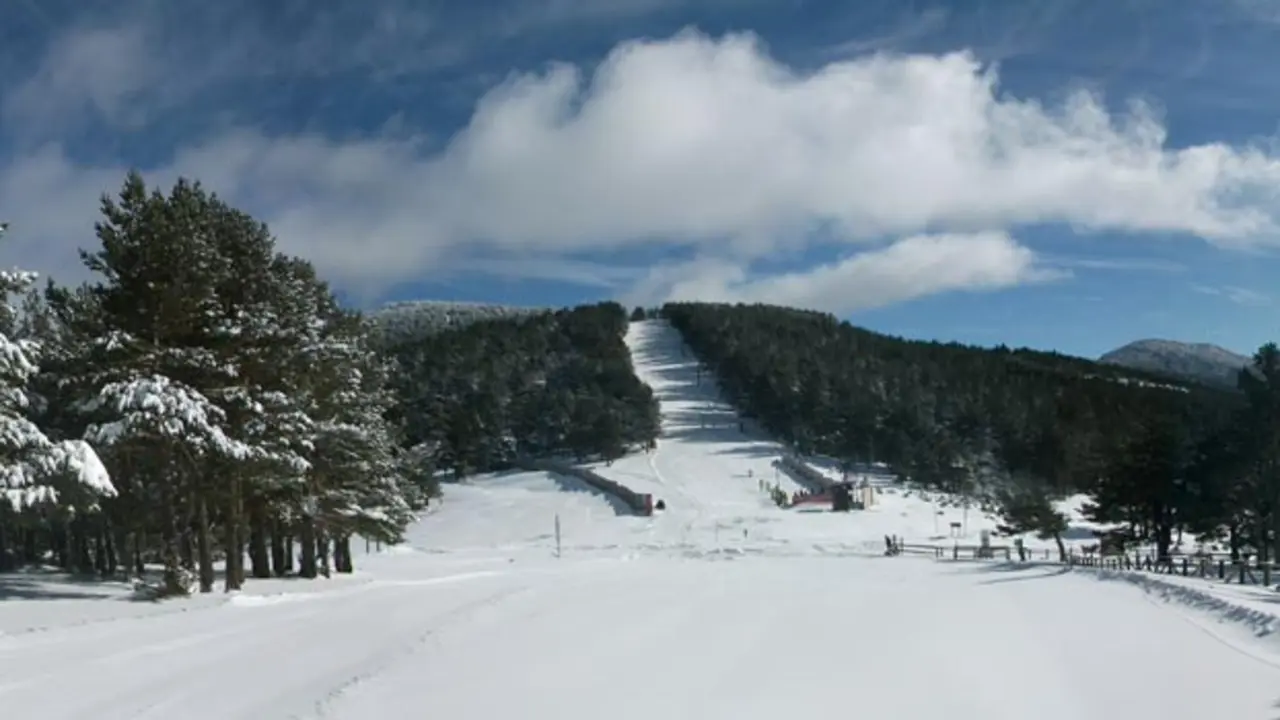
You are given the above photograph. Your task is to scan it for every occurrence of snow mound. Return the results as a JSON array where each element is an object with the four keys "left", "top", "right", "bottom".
[{"left": 1093, "top": 569, "right": 1280, "bottom": 638}]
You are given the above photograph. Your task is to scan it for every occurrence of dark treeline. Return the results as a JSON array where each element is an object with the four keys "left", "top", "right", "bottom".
[
  {"left": 383, "top": 302, "right": 660, "bottom": 477},
  {"left": 0, "top": 172, "right": 658, "bottom": 597},
  {"left": 659, "top": 302, "right": 1275, "bottom": 563},
  {"left": 0, "top": 172, "right": 424, "bottom": 596}
]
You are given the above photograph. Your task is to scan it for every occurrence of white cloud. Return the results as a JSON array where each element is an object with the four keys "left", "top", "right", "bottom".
[
  {"left": 1041, "top": 256, "right": 1187, "bottom": 273},
  {"left": 622, "top": 232, "right": 1062, "bottom": 313},
  {"left": 5, "top": 28, "right": 1280, "bottom": 311},
  {"left": 3, "top": 25, "right": 158, "bottom": 133},
  {"left": 1192, "top": 283, "right": 1272, "bottom": 306}
]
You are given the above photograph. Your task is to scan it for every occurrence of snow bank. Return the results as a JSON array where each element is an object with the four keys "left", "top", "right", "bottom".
[{"left": 1091, "top": 568, "right": 1280, "bottom": 638}]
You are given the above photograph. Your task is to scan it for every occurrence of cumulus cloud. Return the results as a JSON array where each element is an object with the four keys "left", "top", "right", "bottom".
[
  {"left": 623, "top": 232, "right": 1063, "bottom": 313},
  {"left": 5, "top": 28, "right": 1280, "bottom": 311}
]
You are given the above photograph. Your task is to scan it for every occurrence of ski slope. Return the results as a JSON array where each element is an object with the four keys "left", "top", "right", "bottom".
[
  {"left": 6, "top": 318, "right": 1280, "bottom": 719},
  {"left": 591, "top": 319, "right": 808, "bottom": 505}
]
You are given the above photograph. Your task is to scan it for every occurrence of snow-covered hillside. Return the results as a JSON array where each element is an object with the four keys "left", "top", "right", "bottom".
[
  {"left": 6, "top": 319, "right": 1280, "bottom": 719},
  {"left": 370, "top": 300, "right": 546, "bottom": 345}
]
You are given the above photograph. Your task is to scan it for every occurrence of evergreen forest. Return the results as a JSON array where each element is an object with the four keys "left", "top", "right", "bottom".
[
  {"left": 659, "top": 302, "right": 1277, "bottom": 564},
  {"left": 0, "top": 172, "right": 658, "bottom": 596}
]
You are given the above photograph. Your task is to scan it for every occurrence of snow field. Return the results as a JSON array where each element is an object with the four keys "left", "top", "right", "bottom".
[
  {"left": 299, "top": 557, "right": 1280, "bottom": 720},
  {"left": 8, "top": 316, "right": 1280, "bottom": 718}
]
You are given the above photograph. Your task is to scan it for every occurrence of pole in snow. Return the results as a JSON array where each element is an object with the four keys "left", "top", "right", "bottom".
[{"left": 554, "top": 513, "right": 561, "bottom": 558}]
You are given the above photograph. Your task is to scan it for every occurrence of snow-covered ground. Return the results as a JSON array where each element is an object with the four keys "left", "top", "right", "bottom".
[{"left": 5, "top": 318, "right": 1280, "bottom": 719}]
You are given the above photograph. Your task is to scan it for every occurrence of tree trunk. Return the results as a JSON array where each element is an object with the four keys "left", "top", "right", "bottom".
[
  {"left": 270, "top": 521, "right": 288, "bottom": 577},
  {"left": 0, "top": 519, "right": 9, "bottom": 572},
  {"left": 1272, "top": 487, "right": 1280, "bottom": 570},
  {"left": 317, "top": 529, "right": 331, "bottom": 578},
  {"left": 1054, "top": 533, "right": 1067, "bottom": 563},
  {"left": 248, "top": 502, "right": 271, "bottom": 579},
  {"left": 110, "top": 521, "right": 128, "bottom": 578},
  {"left": 72, "top": 521, "right": 89, "bottom": 573},
  {"left": 52, "top": 521, "right": 68, "bottom": 569},
  {"left": 131, "top": 532, "right": 145, "bottom": 577},
  {"left": 22, "top": 526, "right": 37, "bottom": 566},
  {"left": 334, "top": 535, "right": 353, "bottom": 573},
  {"left": 1154, "top": 527, "right": 1172, "bottom": 563},
  {"left": 1258, "top": 515, "right": 1271, "bottom": 569},
  {"left": 162, "top": 498, "right": 189, "bottom": 597},
  {"left": 283, "top": 534, "right": 294, "bottom": 573},
  {"left": 223, "top": 477, "right": 244, "bottom": 592},
  {"left": 298, "top": 517, "right": 317, "bottom": 579},
  {"left": 179, "top": 525, "right": 195, "bottom": 570},
  {"left": 94, "top": 528, "right": 108, "bottom": 576},
  {"left": 1152, "top": 504, "right": 1173, "bottom": 562},
  {"left": 103, "top": 529, "right": 117, "bottom": 576},
  {"left": 197, "top": 496, "right": 215, "bottom": 593}
]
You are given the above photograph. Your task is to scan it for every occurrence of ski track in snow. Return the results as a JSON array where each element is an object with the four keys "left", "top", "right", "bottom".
[{"left": 4, "top": 319, "right": 1280, "bottom": 719}]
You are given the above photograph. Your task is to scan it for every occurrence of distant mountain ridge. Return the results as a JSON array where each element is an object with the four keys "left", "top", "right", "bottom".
[{"left": 1098, "top": 339, "right": 1249, "bottom": 388}]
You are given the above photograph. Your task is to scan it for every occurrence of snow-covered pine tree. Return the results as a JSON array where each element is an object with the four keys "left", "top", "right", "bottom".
[
  {"left": 83, "top": 376, "right": 252, "bottom": 595},
  {"left": 0, "top": 223, "right": 114, "bottom": 523},
  {"left": 66, "top": 174, "right": 258, "bottom": 595},
  {"left": 190, "top": 197, "right": 314, "bottom": 591},
  {"left": 291, "top": 290, "right": 414, "bottom": 577},
  {"left": 398, "top": 440, "right": 441, "bottom": 511},
  {"left": 209, "top": 252, "right": 324, "bottom": 585},
  {"left": 314, "top": 309, "right": 414, "bottom": 573}
]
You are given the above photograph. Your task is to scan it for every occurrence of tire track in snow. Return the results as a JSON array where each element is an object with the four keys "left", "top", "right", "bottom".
[{"left": 306, "top": 584, "right": 537, "bottom": 719}]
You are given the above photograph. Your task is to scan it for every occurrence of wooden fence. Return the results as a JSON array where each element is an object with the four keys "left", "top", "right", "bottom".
[
  {"left": 512, "top": 457, "right": 653, "bottom": 516},
  {"left": 898, "top": 541, "right": 1280, "bottom": 586}
]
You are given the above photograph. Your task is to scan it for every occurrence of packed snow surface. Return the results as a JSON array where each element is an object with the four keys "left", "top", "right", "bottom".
[{"left": 5, "top": 319, "right": 1280, "bottom": 719}]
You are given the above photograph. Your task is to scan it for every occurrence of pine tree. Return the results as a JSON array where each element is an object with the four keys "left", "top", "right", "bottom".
[
  {"left": 0, "top": 223, "right": 115, "bottom": 513},
  {"left": 994, "top": 485, "right": 1068, "bottom": 561},
  {"left": 304, "top": 306, "right": 413, "bottom": 576}
]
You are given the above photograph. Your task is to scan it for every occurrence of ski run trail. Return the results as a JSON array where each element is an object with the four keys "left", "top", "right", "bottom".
[{"left": 6, "top": 318, "right": 1280, "bottom": 719}]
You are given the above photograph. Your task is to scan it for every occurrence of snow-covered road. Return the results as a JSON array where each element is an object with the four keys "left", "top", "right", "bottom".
[
  {"left": 6, "top": 551, "right": 1280, "bottom": 719},
  {"left": 329, "top": 557, "right": 1280, "bottom": 720}
]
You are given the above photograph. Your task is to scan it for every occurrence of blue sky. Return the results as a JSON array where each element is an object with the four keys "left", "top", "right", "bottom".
[{"left": 3, "top": 0, "right": 1280, "bottom": 358}]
